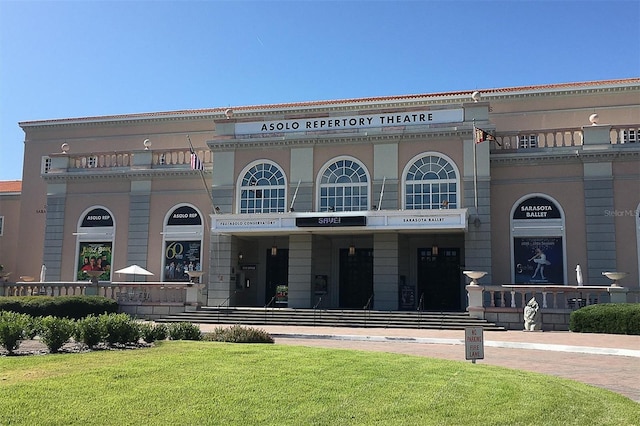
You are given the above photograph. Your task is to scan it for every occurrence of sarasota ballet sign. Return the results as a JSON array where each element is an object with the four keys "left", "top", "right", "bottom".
[{"left": 235, "top": 109, "right": 464, "bottom": 135}]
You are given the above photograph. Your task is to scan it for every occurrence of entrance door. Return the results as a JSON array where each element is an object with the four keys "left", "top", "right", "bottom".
[
  {"left": 417, "top": 247, "right": 461, "bottom": 311},
  {"left": 265, "top": 249, "right": 288, "bottom": 305},
  {"left": 339, "top": 248, "right": 373, "bottom": 309}
]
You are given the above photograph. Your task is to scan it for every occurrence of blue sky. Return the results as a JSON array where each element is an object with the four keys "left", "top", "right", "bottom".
[{"left": 1, "top": 0, "right": 638, "bottom": 181}]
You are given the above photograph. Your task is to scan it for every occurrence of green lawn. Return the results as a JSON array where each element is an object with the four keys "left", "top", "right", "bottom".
[{"left": 1, "top": 341, "right": 638, "bottom": 425}]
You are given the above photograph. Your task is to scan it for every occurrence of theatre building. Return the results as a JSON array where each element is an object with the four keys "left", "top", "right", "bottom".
[{"left": 3, "top": 78, "right": 639, "bottom": 315}]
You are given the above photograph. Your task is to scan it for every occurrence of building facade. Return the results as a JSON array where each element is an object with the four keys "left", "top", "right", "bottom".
[{"left": 3, "top": 79, "right": 639, "bottom": 312}]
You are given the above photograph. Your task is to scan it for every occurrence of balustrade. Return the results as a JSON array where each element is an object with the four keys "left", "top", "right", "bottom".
[
  {"left": 484, "top": 285, "right": 612, "bottom": 310},
  {"left": 1, "top": 281, "right": 189, "bottom": 305},
  {"left": 493, "top": 125, "right": 639, "bottom": 151},
  {"left": 62, "top": 148, "right": 211, "bottom": 171}
]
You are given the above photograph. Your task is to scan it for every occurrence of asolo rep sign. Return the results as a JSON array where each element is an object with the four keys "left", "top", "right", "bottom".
[{"left": 235, "top": 109, "right": 464, "bottom": 135}]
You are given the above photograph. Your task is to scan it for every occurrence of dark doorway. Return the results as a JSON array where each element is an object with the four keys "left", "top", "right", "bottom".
[
  {"left": 265, "top": 249, "right": 288, "bottom": 305},
  {"left": 339, "top": 248, "right": 373, "bottom": 309},
  {"left": 417, "top": 247, "right": 462, "bottom": 311}
]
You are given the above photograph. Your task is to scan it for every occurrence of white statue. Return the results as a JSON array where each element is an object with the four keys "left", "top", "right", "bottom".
[{"left": 523, "top": 298, "right": 541, "bottom": 331}]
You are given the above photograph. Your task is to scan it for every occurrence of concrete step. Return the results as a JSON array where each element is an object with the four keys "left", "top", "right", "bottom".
[{"left": 155, "top": 308, "right": 506, "bottom": 331}]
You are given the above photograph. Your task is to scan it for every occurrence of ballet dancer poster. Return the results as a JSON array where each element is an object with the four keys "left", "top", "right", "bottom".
[{"left": 514, "top": 237, "right": 564, "bottom": 284}]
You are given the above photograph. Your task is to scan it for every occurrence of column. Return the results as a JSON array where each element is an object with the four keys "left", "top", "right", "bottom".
[
  {"left": 42, "top": 183, "right": 67, "bottom": 281},
  {"left": 288, "top": 234, "right": 313, "bottom": 308},
  {"left": 373, "top": 233, "right": 399, "bottom": 310}
]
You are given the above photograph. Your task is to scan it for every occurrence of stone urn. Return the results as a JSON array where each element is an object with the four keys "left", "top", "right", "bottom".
[
  {"left": 601, "top": 272, "right": 628, "bottom": 287},
  {"left": 463, "top": 271, "right": 487, "bottom": 286}
]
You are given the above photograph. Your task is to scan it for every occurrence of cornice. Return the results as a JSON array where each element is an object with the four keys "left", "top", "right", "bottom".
[
  {"left": 208, "top": 127, "right": 473, "bottom": 151},
  {"left": 490, "top": 146, "right": 640, "bottom": 166}
]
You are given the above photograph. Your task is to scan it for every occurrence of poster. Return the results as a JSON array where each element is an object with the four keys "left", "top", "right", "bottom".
[
  {"left": 77, "top": 242, "right": 112, "bottom": 281},
  {"left": 398, "top": 276, "right": 415, "bottom": 310},
  {"left": 514, "top": 237, "right": 564, "bottom": 284},
  {"left": 164, "top": 240, "right": 201, "bottom": 282}
]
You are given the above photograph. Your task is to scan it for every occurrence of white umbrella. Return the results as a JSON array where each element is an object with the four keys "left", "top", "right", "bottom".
[
  {"left": 114, "top": 264, "right": 154, "bottom": 281},
  {"left": 576, "top": 264, "right": 583, "bottom": 286}
]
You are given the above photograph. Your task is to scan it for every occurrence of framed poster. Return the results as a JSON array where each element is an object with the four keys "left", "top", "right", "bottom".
[
  {"left": 77, "top": 242, "right": 112, "bottom": 281},
  {"left": 164, "top": 240, "right": 201, "bottom": 282},
  {"left": 514, "top": 237, "right": 564, "bottom": 284}
]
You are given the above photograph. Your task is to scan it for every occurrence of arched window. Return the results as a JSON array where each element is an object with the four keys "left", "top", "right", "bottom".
[
  {"left": 318, "top": 157, "right": 369, "bottom": 212},
  {"left": 238, "top": 161, "right": 286, "bottom": 213},
  {"left": 162, "top": 204, "right": 204, "bottom": 283},
  {"left": 510, "top": 194, "right": 566, "bottom": 284},
  {"left": 74, "top": 206, "right": 115, "bottom": 282},
  {"left": 404, "top": 154, "right": 458, "bottom": 210}
]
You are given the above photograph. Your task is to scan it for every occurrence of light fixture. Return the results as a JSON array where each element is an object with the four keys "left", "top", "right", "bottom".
[
  {"left": 271, "top": 244, "right": 278, "bottom": 256},
  {"left": 143, "top": 139, "right": 151, "bottom": 150},
  {"left": 238, "top": 252, "right": 244, "bottom": 261},
  {"left": 348, "top": 244, "right": 356, "bottom": 256},
  {"left": 432, "top": 244, "right": 439, "bottom": 256}
]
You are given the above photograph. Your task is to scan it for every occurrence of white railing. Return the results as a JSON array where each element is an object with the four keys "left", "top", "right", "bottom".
[
  {"left": 493, "top": 125, "right": 639, "bottom": 151},
  {"left": 483, "top": 285, "right": 614, "bottom": 310},
  {"left": 1, "top": 281, "right": 189, "bottom": 305},
  {"left": 65, "top": 149, "right": 211, "bottom": 170}
]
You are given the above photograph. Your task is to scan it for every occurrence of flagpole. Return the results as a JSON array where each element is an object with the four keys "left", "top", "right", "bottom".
[
  {"left": 289, "top": 179, "right": 301, "bottom": 212},
  {"left": 187, "top": 134, "right": 217, "bottom": 215},
  {"left": 472, "top": 121, "right": 478, "bottom": 213},
  {"left": 377, "top": 176, "right": 386, "bottom": 211}
]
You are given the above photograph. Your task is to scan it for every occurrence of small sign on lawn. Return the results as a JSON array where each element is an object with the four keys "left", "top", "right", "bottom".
[{"left": 465, "top": 327, "right": 484, "bottom": 363}]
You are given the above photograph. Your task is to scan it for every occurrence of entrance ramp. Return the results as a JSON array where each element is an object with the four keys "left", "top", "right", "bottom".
[{"left": 156, "top": 307, "right": 505, "bottom": 331}]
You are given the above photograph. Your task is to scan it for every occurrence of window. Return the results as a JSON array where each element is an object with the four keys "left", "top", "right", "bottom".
[
  {"left": 0, "top": 216, "right": 4, "bottom": 236},
  {"left": 239, "top": 162, "right": 286, "bottom": 213},
  {"left": 519, "top": 135, "right": 538, "bottom": 149},
  {"left": 42, "top": 157, "right": 52, "bottom": 174},
  {"left": 318, "top": 158, "right": 369, "bottom": 212},
  {"left": 622, "top": 129, "right": 638, "bottom": 143},
  {"left": 405, "top": 155, "right": 458, "bottom": 210}
]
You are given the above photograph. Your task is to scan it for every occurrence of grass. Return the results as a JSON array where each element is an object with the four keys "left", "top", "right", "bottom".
[{"left": 1, "top": 341, "right": 638, "bottom": 425}]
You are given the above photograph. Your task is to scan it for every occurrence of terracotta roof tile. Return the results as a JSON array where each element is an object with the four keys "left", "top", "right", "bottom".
[
  {"left": 0, "top": 181, "right": 22, "bottom": 193},
  {"left": 19, "top": 78, "right": 640, "bottom": 126}
]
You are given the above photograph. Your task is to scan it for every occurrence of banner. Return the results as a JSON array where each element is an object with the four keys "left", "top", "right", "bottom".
[
  {"left": 77, "top": 242, "right": 112, "bottom": 281},
  {"left": 164, "top": 240, "right": 201, "bottom": 282},
  {"left": 514, "top": 237, "right": 564, "bottom": 284}
]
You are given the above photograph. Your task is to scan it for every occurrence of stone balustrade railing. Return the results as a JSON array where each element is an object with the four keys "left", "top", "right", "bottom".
[
  {"left": 0, "top": 281, "right": 205, "bottom": 306},
  {"left": 493, "top": 125, "right": 639, "bottom": 150},
  {"left": 60, "top": 148, "right": 212, "bottom": 171}
]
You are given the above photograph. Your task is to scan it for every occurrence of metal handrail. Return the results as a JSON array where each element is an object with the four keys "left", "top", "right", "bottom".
[
  {"left": 417, "top": 293, "right": 424, "bottom": 311},
  {"left": 417, "top": 293, "right": 425, "bottom": 328},
  {"left": 217, "top": 291, "right": 236, "bottom": 323},
  {"left": 363, "top": 294, "right": 374, "bottom": 328},
  {"left": 264, "top": 295, "right": 277, "bottom": 324},
  {"left": 313, "top": 296, "right": 323, "bottom": 327},
  {"left": 363, "top": 294, "right": 374, "bottom": 310},
  {"left": 264, "top": 295, "right": 276, "bottom": 308},
  {"left": 313, "top": 296, "right": 323, "bottom": 310}
]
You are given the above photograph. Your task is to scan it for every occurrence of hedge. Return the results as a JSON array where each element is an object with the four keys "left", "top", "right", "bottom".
[
  {"left": 0, "top": 296, "right": 118, "bottom": 320},
  {"left": 569, "top": 303, "right": 640, "bottom": 335}
]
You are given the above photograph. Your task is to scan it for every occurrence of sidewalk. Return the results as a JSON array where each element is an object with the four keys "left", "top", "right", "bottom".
[{"left": 198, "top": 324, "right": 640, "bottom": 402}]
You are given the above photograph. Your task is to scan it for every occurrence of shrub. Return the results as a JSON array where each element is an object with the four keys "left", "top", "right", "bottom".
[
  {"left": 100, "top": 313, "right": 141, "bottom": 345},
  {"left": 39, "top": 316, "right": 75, "bottom": 353},
  {"left": 75, "top": 315, "right": 106, "bottom": 348},
  {"left": 140, "top": 322, "right": 168, "bottom": 343},
  {"left": 0, "top": 296, "right": 118, "bottom": 319},
  {"left": 167, "top": 322, "right": 202, "bottom": 341},
  {"left": 205, "top": 325, "right": 274, "bottom": 344},
  {"left": 570, "top": 303, "right": 640, "bottom": 335},
  {"left": 0, "top": 311, "right": 29, "bottom": 354}
]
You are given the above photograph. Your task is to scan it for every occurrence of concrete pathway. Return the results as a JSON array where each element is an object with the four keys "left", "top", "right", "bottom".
[{"left": 198, "top": 324, "right": 640, "bottom": 402}]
